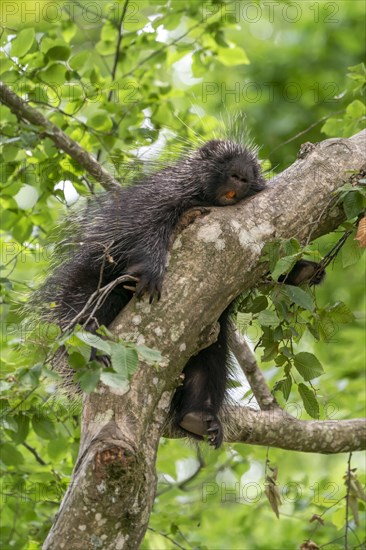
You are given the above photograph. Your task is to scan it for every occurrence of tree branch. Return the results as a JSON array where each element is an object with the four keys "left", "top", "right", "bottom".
[
  {"left": 0, "top": 82, "right": 120, "bottom": 191},
  {"left": 224, "top": 407, "right": 366, "bottom": 453},
  {"left": 228, "top": 324, "right": 279, "bottom": 410},
  {"left": 42, "top": 130, "right": 366, "bottom": 549}
]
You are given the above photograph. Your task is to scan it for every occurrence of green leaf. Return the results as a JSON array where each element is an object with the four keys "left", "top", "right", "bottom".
[
  {"left": 273, "top": 375, "right": 292, "bottom": 401},
  {"left": 69, "top": 51, "right": 90, "bottom": 71},
  {"left": 100, "top": 21, "right": 118, "bottom": 42},
  {"left": 294, "top": 352, "right": 324, "bottom": 381},
  {"left": 260, "top": 241, "right": 280, "bottom": 271},
  {"left": 236, "top": 312, "right": 252, "bottom": 331},
  {"left": 280, "top": 346, "right": 293, "bottom": 359},
  {"left": 11, "top": 28, "right": 35, "bottom": 58},
  {"left": 274, "top": 354, "right": 287, "bottom": 366},
  {"left": 322, "top": 301, "right": 355, "bottom": 324},
  {"left": 89, "top": 113, "right": 113, "bottom": 132},
  {"left": 32, "top": 417, "right": 57, "bottom": 440},
  {"left": 46, "top": 45, "right": 71, "bottom": 61},
  {"left": 331, "top": 507, "right": 347, "bottom": 530},
  {"left": 347, "top": 63, "right": 366, "bottom": 84},
  {"left": 271, "top": 287, "right": 291, "bottom": 319},
  {"left": 0, "top": 442, "right": 24, "bottom": 466},
  {"left": 96, "top": 40, "right": 116, "bottom": 56},
  {"left": 68, "top": 352, "right": 87, "bottom": 370},
  {"left": 248, "top": 296, "right": 268, "bottom": 314},
  {"left": 217, "top": 46, "right": 250, "bottom": 66},
  {"left": 40, "top": 37, "right": 70, "bottom": 59},
  {"left": 12, "top": 217, "right": 33, "bottom": 243},
  {"left": 48, "top": 437, "right": 71, "bottom": 460},
  {"left": 283, "top": 376, "right": 293, "bottom": 401},
  {"left": 2, "top": 144, "right": 21, "bottom": 162},
  {"left": 281, "top": 285, "right": 314, "bottom": 311},
  {"left": 313, "top": 302, "right": 354, "bottom": 342},
  {"left": 74, "top": 331, "right": 111, "bottom": 354},
  {"left": 261, "top": 342, "right": 279, "bottom": 362},
  {"left": 77, "top": 368, "right": 101, "bottom": 393},
  {"left": 258, "top": 310, "right": 280, "bottom": 327},
  {"left": 343, "top": 191, "right": 365, "bottom": 219},
  {"left": 307, "top": 320, "right": 321, "bottom": 341},
  {"left": 280, "top": 239, "right": 302, "bottom": 256},
  {"left": 272, "top": 254, "right": 300, "bottom": 280},
  {"left": 136, "top": 345, "right": 162, "bottom": 364},
  {"left": 100, "top": 372, "right": 130, "bottom": 392},
  {"left": 341, "top": 235, "right": 364, "bottom": 267},
  {"left": 39, "top": 63, "right": 67, "bottom": 85},
  {"left": 110, "top": 343, "right": 138, "bottom": 376},
  {"left": 346, "top": 99, "right": 366, "bottom": 120},
  {"left": 298, "top": 383, "right": 319, "bottom": 419},
  {"left": 0, "top": 58, "right": 12, "bottom": 74},
  {"left": 9, "top": 415, "right": 29, "bottom": 444},
  {"left": 321, "top": 117, "right": 344, "bottom": 137}
]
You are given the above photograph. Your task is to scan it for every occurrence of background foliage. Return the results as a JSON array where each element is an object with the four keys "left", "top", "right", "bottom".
[{"left": 0, "top": 1, "right": 365, "bottom": 548}]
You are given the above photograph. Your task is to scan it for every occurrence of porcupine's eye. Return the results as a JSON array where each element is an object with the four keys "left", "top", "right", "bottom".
[{"left": 230, "top": 173, "right": 248, "bottom": 184}]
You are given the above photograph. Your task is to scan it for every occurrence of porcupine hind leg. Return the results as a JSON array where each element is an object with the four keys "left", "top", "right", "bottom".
[{"left": 170, "top": 308, "right": 230, "bottom": 448}]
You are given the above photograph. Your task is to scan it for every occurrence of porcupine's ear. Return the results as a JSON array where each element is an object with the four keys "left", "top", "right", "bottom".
[{"left": 196, "top": 140, "right": 225, "bottom": 159}]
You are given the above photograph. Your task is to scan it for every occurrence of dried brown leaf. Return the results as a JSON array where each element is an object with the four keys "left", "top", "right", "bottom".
[
  {"left": 355, "top": 216, "right": 366, "bottom": 248},
  {"left": 300, "top": 540, "right": 320, "bottom": 550}
]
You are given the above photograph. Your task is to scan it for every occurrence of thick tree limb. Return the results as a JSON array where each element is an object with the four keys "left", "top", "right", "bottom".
[
  {"left": 0, "top": 82, "right": 120, "bottom": 191},
  {"left": 42, "top": 130, "right": 366, "bottom": 549},
  {"left": 225, "top": 408, "right": 366, "bottom": 453}
]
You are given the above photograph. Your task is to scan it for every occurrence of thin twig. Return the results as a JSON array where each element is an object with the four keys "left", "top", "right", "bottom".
[
  {"left": 345, "top": 452, "right": 353, "bottom": 550},
  {"left": 147, "top": 528, "right": 186, "bottom": 550},
  {"left": 62, "top": 273, "right": 137, "bottom": 333},
  {"left": 22, "top": 442, "right": 47, "bottom": 465},
  {"left": 269, "top": 110, "right": 344, "bottom": 158}
]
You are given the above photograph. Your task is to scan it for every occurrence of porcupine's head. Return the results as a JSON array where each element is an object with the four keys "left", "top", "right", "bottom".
[{"left": 195, "top": 139, "right": 266, "bottom": 206}]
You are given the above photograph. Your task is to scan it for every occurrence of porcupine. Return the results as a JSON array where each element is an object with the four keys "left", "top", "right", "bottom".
[{"left": 36, "top": 138, "right": 323, "bottom": 448}]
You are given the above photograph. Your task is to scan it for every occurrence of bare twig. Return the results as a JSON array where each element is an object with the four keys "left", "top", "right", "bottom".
[
  {"left": 22, "top": 442, "right": 47, "bottom": 466},
  {"left": 62, "top": 273, "right": 138, "bottom": 333},
  {"left": 345, "top": 452, "right": 353, "bottom": 550},
  {"left": 268, "top": 110, "right": 344, "bottom": 158}
]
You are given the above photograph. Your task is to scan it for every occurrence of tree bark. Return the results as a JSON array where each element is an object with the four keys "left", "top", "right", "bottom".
[{"left": 41, "top": 129, "right": 366, "bottom": 549}]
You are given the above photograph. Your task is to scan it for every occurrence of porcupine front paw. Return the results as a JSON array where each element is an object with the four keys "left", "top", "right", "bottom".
[
  {"left": 126, "top": 263, "right": 163, "bottom": 303},
  {"left": 176, "top": 206, "right": 211, "bottom": 232}
]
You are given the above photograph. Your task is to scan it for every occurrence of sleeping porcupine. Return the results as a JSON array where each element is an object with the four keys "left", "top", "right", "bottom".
[{"left": 38, "top": 138, "right": 324, "bottom": 448}]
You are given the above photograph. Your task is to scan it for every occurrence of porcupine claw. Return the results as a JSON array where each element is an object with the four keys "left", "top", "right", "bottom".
[
  {"left": 126, "top": 264, "right": 163, "bottom": 303},
  {"left": 180, "top": 412, "right": 224, "bottom": 449},
  {"left": 205, "top": 414, "right": 224, "bottom": 449}
]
